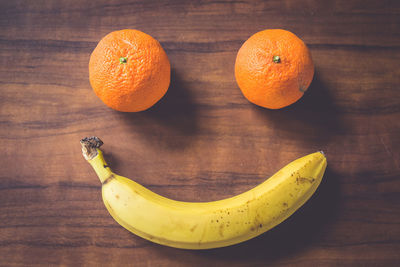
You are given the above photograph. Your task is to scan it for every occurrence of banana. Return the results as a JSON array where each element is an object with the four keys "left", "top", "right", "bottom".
[{"left": 80, "top": 136, "right": 327, "bottom": 249}]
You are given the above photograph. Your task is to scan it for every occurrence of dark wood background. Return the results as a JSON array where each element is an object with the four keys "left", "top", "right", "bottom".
[{"left": 1, "top": 0, "right": 399, "bottom": 266}]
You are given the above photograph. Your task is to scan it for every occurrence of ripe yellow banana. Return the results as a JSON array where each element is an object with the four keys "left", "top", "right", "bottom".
[{"left": 81, "top": 136, "right": 327, "bottom": 249}]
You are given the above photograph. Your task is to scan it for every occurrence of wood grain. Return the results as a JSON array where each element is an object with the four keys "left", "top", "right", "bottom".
[{"left": 1, "top": 0, "right": 399, "bottom": 266}]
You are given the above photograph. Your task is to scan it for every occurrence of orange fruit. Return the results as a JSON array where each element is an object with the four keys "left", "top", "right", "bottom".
[
  {"left": 89, "top": 29, "right": 170, "bottom": 112},
  {"left": 235, "top": 29, "right": 314, "bottom": 109}
]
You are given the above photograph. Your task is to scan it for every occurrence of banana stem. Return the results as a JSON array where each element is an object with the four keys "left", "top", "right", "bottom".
[{"left": 80, "top": 136, "right": 113, "bottom": 184}]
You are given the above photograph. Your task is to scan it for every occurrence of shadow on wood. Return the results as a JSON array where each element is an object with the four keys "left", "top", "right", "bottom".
[
  {"left": 251, "top": 71, "right": 346, "bottom": 147},
  {"left": 112, "top": 69, "right": 200, "bottom": 150}
]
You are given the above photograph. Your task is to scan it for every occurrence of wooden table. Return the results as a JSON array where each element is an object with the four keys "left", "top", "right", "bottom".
[{"left": 1, "top": 0, "right": 399, "bottom": 266}]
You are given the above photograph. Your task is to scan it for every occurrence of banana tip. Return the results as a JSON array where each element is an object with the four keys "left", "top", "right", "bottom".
[{"left": 80, "top": 136, "right": 103, "bottom": 160}]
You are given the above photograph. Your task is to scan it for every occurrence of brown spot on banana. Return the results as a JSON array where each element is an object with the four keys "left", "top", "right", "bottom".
[
  {"left": 296, "top": 177, "right": 315, "bottom": 185},
  {"left": 198, "top": 226, "right": 207, "bottom": 245},
  {"left": 102, "top": 174, "right": 115, "bottom": 185},
  {"left": 190, "top": 224, "right": 198, "bottom": 232},
  {"left": 219, "top": 223, "right": 224, "bottom": 237}
]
